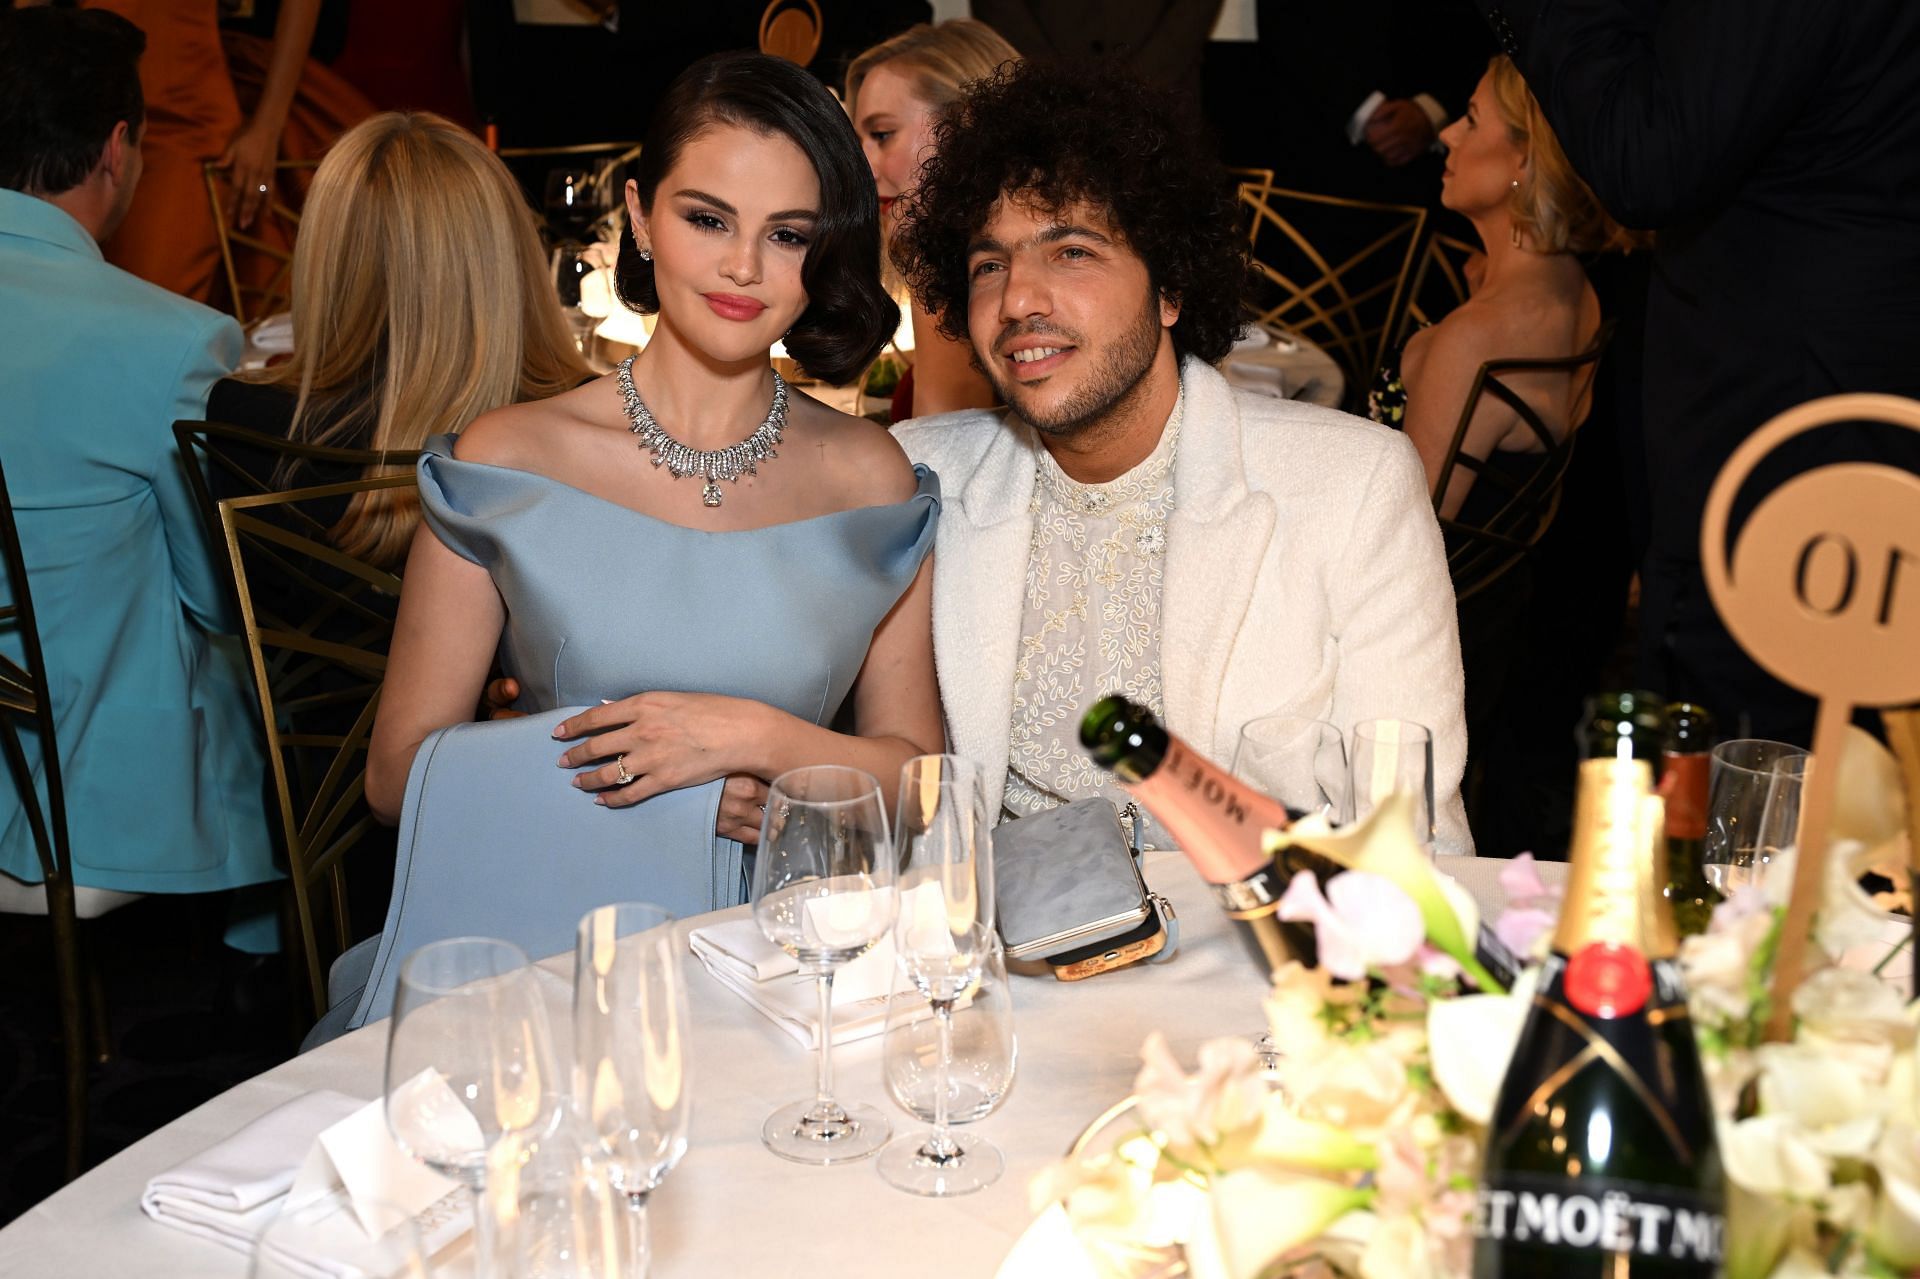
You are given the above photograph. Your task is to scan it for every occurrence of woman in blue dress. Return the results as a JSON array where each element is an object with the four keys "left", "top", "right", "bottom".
[{"left": 365, "top": 53, "right": 941, "bottom": 917}]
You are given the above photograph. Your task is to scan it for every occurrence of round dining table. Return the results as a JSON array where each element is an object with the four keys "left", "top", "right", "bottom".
[{"left": 0, "top": 852, "right": 1557, "bottom": 1278}]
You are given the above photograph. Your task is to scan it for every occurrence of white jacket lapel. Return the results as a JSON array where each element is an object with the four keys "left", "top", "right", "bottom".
[
  {"left": 934, "top": 421, "right": 1038, "bottom": 813},
  {"left": 1163, "top": 359, "right": 1277, "bottom": 761}
]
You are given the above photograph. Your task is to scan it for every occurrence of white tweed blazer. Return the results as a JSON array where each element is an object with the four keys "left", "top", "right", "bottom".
[{"left": 894, "top": 355, "right": 1474, "bottom": 856}]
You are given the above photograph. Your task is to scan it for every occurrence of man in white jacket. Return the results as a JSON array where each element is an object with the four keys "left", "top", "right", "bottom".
[{"left": 889, "top": 59, "right": 1474, "bottom": 855}]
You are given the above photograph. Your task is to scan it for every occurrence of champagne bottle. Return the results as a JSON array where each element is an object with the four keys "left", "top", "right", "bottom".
[
  {"left": 1078, "top": 695, "right": 1314, "bottom": 979},
  {"left": 1473, "top": 757, "right": 1726, "bottom": 1277},
  {"left": 1661, "top": 702, "right": 1722, "bottom": 935}
]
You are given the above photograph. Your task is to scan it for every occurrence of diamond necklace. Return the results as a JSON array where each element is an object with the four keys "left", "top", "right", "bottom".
[{"left": 615, "top": 355, "right": 788, "bottom": 508}]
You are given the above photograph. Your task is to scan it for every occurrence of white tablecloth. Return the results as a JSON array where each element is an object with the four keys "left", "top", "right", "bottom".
[
  {"left": 0, "top": 853, "right": 1557, "bottom": 1278},
  {"left": 1219, "top": 326, "right": 1347, "bottom": 409}
]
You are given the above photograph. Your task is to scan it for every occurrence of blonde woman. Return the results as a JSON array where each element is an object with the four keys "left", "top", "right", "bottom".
[
  {"left": 1368, "top": 56, "right": 1642, "bottom": 521},
  {"left": 847, "top": 20, "right": 1018, "bottom": 420},
  {"left": 209, "top": 111, "right": 588, "bottom": 566}
]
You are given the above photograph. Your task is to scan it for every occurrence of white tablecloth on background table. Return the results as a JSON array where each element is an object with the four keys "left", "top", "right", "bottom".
[
  {"left": 1219, "top": 325, "right": 1347, "bottom": 409},
  {"left": 0, "top": 853, "right": 1559, "bottom": 1279}
]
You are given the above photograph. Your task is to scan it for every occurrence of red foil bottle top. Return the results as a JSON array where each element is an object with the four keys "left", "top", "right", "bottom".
[{"left": 1564, "top": 942, "right": 1652, "bottom": 1018}]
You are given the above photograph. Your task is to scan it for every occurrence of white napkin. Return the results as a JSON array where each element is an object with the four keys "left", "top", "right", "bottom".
[
  {"left": 688, "top": 918, "right": 923, "bottom": 1050},
  {"left": 141, "top": 1091, "right": 365, "bottom": 1253},
  {"left": 1221, "top": 359, "right": 1292, "bottom": 399},
  {"left": 248, "top": 311, "right": 295, "bottom": 353},
  {"left": 255, "top": 1186, "right": 470, "bottom": 1279}
]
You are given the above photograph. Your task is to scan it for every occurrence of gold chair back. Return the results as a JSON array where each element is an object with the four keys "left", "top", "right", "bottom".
[
  {"left": 1433, "top": 323, "right": 1616, "bottom": 601},
  {"left": 173, "top": 419, "right": 421, "bottom": 555},
  {"left": 1235, "top": 175, "right": 1428, "bottom": 406},
  {"left": 212, "top": 471, "right": 416, "bottom": 1017},
  {"left": 0, "top": 458, "right": 91, "bottom": 1180},
  {"left": 205, "top": 158, "right": 320, "bottom": 330},
  {"left": 759, "top": 0, "right": 823, "bottom": 66}
]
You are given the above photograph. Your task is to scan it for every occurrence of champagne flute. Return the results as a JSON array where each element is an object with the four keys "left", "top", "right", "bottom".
[
  {"left": 1705, "top": 739, "right": 1811, "bottom": 891},
  {"left": 573, "top": 903, "right": 690, "bottom": 1278},
  {"left": 879, "top": 754, "right": 1002, "bottom": 1195},
  {"left": 1233, "top": 715, "right": 1347, "bottom": 823},
  {"left": 751, "top": 765, "right": 897, "bottom": 1164},
  {"left": 385, "top": 937, "right": 558, "bottom": 1276},
  {"left": 1349, "top": 718, "right": 1435, "bottom": 846}
]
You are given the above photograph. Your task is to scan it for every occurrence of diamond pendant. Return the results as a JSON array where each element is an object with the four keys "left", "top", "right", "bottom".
[{"left": 702, "top": 479, "right": 724, "bottom": 508}]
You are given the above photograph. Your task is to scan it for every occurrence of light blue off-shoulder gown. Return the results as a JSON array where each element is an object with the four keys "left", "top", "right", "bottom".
[{"left": 408, "top": 433, "right": 940, "bottom": 918}]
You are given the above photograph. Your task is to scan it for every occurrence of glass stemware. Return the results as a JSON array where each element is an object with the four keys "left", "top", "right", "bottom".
[
  {"left": 489, "top": 1104, "right": 637, "bottom": 1279},
  {"left": 1705, "top": 739, "right": 1812, "bottom": 892},
  {"left": 1349, "top": 718, "right": 1435, "bottom": 845},
  {"left": 573, "top": 903, "right": 690, "bottom": 1278},
  {"left": 882, "top": 929, "right": 1016, "bottom": 1127},
  {"left": 385, "top": 937, "right": 558, "bottom": 1277},
  {"left": 1233, "top": 715, "right": 1347, "bottom": 824},
  {"left": 751, "top": 765, "right": 897, "bottom": 1164},
  {"left": 879, "top": 754, "right": 1002, "bottom": 1196}
]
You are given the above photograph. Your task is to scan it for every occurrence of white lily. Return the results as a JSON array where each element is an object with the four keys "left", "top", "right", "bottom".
[
  {"left": 1870, "top": 1124, "right": 1920, "bottom": 1270},
  {"left": 1246, "top": 1096, "right": 1380, "bottom": 1172},
  {"left": 1427, "top": 966, "right": 1538, "bottom": 1126},
  {"left": 1265, "top": 793, "right": 1502, "bottom": 993},
  {"left": 1189, "top": 1169, "right": 1371, "bottom": 1279},
  {"left": 1755, "top": 1043, "right": 1883, "bottom": 1158}
]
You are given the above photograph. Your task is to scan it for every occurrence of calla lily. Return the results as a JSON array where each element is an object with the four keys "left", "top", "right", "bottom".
[
  {"left": 1719, "top": 1117, "right": 1824, "bottom": 1279},
  {"left": 1869, "top": 1124, "right": 1920, "bottom": 1270},
  {"left": 1265, "top": 793, "right": 1503, "bottom": 993},
  {"left": 1245, "top": 1096, "right": 1380, "bottom": 1172},
  {"left": 1190, "top": 1168, "right": 1371, "bottom": 1279},
  {"left": 1755, "top": 1043, "right": 1883, "bottom": 1157},
  {"left": 1427, "top": 966, "right": 1538, "bottom": 1126}
]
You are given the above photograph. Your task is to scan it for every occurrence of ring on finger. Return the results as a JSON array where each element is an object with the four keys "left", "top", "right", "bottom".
[{"left": 614, "top": 754, "right": 635, "bottom": 786}]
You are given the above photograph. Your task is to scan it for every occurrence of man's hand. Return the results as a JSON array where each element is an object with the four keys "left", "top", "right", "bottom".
[
  {"left": 716, "top": 774, "right": 768, "bottom": 843},
  {"left": 1364, "top": 99, "right": 1438, "bottom": 168},
  {"left": 480, "top": 677, "right": 524, "bottom": 720}
]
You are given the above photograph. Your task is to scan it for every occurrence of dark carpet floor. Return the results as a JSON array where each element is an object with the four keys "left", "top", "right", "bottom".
[{"left": 0, "top": 894, "right": 297, "bottom": 1226}]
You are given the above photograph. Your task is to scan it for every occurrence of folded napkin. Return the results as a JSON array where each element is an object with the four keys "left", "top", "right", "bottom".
[
  {"left": 141, "top": 1091, "right": 365, "bottom": 1253},
  {"left": 255, "top": 1186, "right": 470, "bottom": 1279},
  {"left": 688, "top": 917, "right": 924, "bottom": 1049},
  {"left": 250, "top": 311, "right": 295, "bottom": 353}
]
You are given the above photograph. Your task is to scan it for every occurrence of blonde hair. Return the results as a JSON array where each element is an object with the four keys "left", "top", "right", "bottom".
[
  {"left": 845, "top": 19, "right": 1021, "bottom": 114},
  {"left": 252, "top": 111, "right": 589, "bottom": 566},
  {"left": 1487, "top": 56, "right": 1650, "bottom": 255}
]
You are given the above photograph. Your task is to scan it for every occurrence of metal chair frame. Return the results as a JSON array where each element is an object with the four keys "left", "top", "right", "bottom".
[
  {"left": 1432, "top": 322, "right": 1617, "bottom": 601},
  {"left": 1234, "top": 175, "right": 1429, "bottom": 405},
  {"left": 207, "top": 466, "right": 416, "bottom": 1017},
  {"left": 0, "top": 459, "right": 90, "bottom": 1180}
]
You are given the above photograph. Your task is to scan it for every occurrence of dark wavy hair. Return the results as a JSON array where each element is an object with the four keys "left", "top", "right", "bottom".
[
  {"left": 892, "top": 60, "right": 1246, "bottom": 365},
  {"left": 615, "top": 51, "right": 896, "bottom": 385},
  {"left": 0, "top": 6, "right": 146, "bottom": 196}
]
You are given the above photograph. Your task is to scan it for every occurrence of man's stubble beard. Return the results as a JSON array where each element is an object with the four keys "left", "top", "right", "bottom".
[{"left": 982, "top": 292, "right": 1164, "bottom": 441}]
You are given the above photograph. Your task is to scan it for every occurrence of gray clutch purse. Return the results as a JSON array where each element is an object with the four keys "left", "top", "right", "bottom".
[{"left": 994, "top": 798, "right": 1155, "bottom": 961}]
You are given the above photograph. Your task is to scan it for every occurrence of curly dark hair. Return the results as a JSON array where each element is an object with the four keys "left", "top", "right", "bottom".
[
  {"left": 892, "top": 59, "right": 1246, "bottom": 365},
  {"left": 614, "top": 51, "right": 896, "bottom": 385}
]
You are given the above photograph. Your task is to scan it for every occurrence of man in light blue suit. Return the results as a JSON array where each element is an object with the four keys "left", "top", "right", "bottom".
[{"left": 0, "top": 8, "right": 275, "bottom": 900}]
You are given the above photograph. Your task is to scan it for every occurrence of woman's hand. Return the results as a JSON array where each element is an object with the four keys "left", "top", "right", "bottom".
[
  {"left": 216, "top": 116, "right": 283, "bottom": 229},
  {"left": 554, "top": 692, "right": 771, "bottom": 808},
  {"left": 716, "top": 774, "right": 769, "bottom": 843}
]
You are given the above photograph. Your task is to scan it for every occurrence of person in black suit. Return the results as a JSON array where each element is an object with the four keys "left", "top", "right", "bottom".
[{"left": 1474, "top": 0, "right": 1920, "bottom": 743}]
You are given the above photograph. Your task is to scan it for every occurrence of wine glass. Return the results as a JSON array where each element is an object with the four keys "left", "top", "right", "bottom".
[
  {"left": 1233, "top": 715, "right": 1347, "bottom": 823},
  {"left": 879, "top": 754, "right": 1002, "bottom": 1195},
  {"left": 543, "top": 166, "right": 604, "bottom": 244},
  {"left": 882, "top": 928, "right": 1016, "bottom": 1123},
  {"left": 489, "top": 1104, "right": 637, "bottom": 1279},
  {"left": 573, "top": 903, "right": 690, "bottom": 1277},
  {"left": 252, "top": 1197, "right": 434, "bottom": 1279},
  {"left": 551, "top": 242, "right": 599, "bottom": 357},
  {"left": 1349, "top": 718, "right": 1435, "bottom": 846},
  {"left": 385, "top": 937, "right": 558, "bottom": 1275},
  {"left": 1752, "top": 753, "right": 1812, "bottom": 891},
  {"left": 751, "top": 765, "right": 897, "bottom": 1164},
  {"left": 1705, "top": 739, "right": 1811, "bottom": 891}
]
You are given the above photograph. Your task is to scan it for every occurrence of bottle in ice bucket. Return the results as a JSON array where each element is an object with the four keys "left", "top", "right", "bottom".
[{"left": 1472, "top": 754, "right": 1725, "bottom": 1276}]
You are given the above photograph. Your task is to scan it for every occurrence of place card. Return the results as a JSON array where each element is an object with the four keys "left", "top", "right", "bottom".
[{"left": 287, "top": 1073, "right": 475, "bottom": 1240}]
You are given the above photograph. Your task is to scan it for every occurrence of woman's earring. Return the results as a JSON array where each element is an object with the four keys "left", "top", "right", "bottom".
[
  {"left": 639, "top": 248, "right": 652, "bottom": 262},
  {"left": 1509, "top": 178, "right": 1520, "bottom": 190}
]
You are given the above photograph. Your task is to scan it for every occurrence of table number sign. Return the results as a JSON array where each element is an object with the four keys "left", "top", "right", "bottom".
[{"left": 1700, "top": 392, "right": 1920, "bottom": 1040}]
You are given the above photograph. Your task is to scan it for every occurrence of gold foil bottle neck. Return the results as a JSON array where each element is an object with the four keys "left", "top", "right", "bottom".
[{"left": 1555, "top": 758, "right": 1677, "bottom": 959}]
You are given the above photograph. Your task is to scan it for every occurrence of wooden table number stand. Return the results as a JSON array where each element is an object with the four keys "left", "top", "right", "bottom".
[{"left": 1700, "top": 393, "right": 1920, "bottom": 1040}]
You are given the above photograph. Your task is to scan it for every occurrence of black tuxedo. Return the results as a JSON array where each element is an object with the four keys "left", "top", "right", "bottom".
[{"left": 1478, "top": 0, "right": 1920, "bottom": 741}]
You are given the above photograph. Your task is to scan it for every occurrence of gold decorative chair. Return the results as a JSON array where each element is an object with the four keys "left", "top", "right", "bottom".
[
  {"left": 759, "top": 0, "right": 823, "bottom": 66},
  {"left": 1432, "top": 324, "right": 1616, "bottom": 601},
  {"left": 173, "top": 419, "right": 420, "bottom": 556},
  {"left": 0, "top": 459, "right": 134, "bottom": 1181},
  {"left": 173, "top": 428, "right": 418, "bottom": 1019},
  {"left": 1234, "top": 174, "right": 1428, "bottom": 409},
  {"left": 205, "top": 158, "right": 319, "bottom": 330}
]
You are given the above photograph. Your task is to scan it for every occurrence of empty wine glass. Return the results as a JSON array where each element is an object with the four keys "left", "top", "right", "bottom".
[
  {"left": 1349, "top": 718, "right": 1435, "bottom": 846},
  {"left": 1705, "top": 739, "right": 1811, "bottom": 892},
  {"left": 882, "top": 928, "right": 1015, "bottom": 1125},
  {"left": 543, "top": 166, "right": 604, "bottom": 244},
  {"left": 386, "top": 937, "right": 558, "bottom": 1276},
  {"left": 573, "top": 903, "right": 690, "bottom": 1278},
  {"left": 1233, "top": 715, "right": 1347, "bottom": 823},
  {"left": 551, "top": 242, "right": 599, "bottom": 357},
  {"left": 751, "top": 765, "right": 897, "bottom": 1164},
  {"left": 880, "top": 754, "right": 1001, "bottom": 1195}
]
